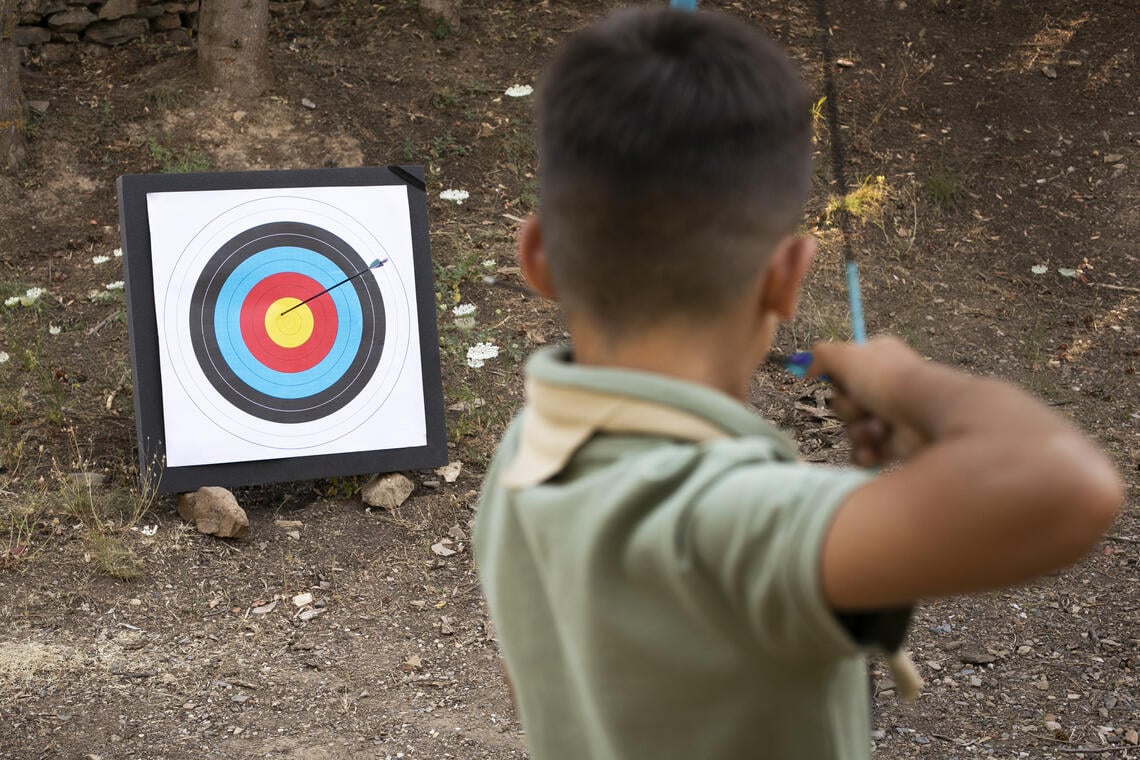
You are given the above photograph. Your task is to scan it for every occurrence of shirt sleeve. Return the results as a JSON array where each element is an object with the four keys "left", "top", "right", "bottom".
[{"left": 682, "top": 459, "right": 904, "bottom": 662}]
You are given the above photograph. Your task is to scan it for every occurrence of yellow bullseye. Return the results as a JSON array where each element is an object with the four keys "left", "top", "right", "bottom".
[{"left": 265, "top": 297, "right": 315, "bottom": 348}]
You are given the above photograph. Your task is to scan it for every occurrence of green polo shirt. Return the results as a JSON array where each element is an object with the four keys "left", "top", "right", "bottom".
[{"left": 474, "top": 347, "right": 897, "bottom": 760}]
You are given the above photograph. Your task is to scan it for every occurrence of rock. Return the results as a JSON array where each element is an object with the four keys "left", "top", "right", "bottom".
[
  {"left": 959, "top": 649, "right": 997, "bottom": 665},
  {"left": 361, "top": 473, "right": 414, "bottom": 509},
  {"left": 178, "top": 486, "right": 249, "bottom": 538},
  {"left": 269, "top": 0, "right": 304, "bottom": 13},
  {"left": 98, "top": 0, "right": 136, "bottom": 19},
  {"left": 134, "top": 3, "right": 165, "bottom": 17},
  {"left": 1104, "top": 154, "right": 1124, "bottom": 164},
  {"left": 47, "top": 8, "right": 96, "bottom": 31},
  {"left": 68, "top": 471, "right": 105, "bottom": 488},
  {"left": 417, "top": 0, "right": 459, "bottom": 34},
  {"left": 1041, "top": 64, "right": 1058, "bottom": 79},
  {"left": 84, "top": 17, "right": 147, "bottom": 45},
  {"left": 13, "top": 26, "right": 52, "bottom": 46},
  {"left": 436, "top": 461, "right": 462, "bottom": 483},
  {"left": 301, "top": 97, "right": 316, "bottom": 109},
  {"left": 27, "top": 100, "right": 49, "bottom": 114},
  {"left": 39, "top": 43, "right": 76, "bottom": 63},
  {"left": 150, "top": 12, "right": 181, "bottom": 30}
]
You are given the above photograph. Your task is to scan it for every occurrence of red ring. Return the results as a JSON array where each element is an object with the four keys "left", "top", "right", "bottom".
[{"left": 240, "top": 273, "right": 338, "bottom": 373}]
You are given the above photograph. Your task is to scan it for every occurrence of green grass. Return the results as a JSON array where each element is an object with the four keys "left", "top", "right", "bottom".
[
  {"left": 147, "top": 139, "right": 211, "bottom": 174},
  {"left": 925, "top": 164, "right": 967, "bottom": 210}
]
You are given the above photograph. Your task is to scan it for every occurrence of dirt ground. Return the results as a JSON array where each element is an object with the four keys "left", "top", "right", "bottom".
[{"left": 0, "top": 0, "right": 1137, "bottom": 757}]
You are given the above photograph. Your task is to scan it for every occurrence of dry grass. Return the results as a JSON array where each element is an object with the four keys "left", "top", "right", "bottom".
[{"left": 0, "top": 641, "right": 87, "bottom": 690}]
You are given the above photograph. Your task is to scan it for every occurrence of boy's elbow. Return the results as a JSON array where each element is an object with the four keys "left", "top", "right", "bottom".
[{"left": 1049, "top": 437, "right": 1124, "bottom": 558}]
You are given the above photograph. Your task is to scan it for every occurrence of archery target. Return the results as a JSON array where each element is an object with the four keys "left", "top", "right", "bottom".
[{"left": 147, "top": 187, "right": 425, "bottom": 467}]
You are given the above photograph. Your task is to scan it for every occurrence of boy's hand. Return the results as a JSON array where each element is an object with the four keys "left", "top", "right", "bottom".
[
  {"left": 808, "top": 337, "right": 935, "bottom": 467},
  {"left": 809, "top": 335, "right": 1123, "bottom": 611}
]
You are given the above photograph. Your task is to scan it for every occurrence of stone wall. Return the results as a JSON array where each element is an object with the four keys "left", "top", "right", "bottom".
[
  {"left": 13, "top": 0, "right": 198, "bottom": 62},
  {"left": 12, "top": 0, "right": 343, "bottom": 65}
]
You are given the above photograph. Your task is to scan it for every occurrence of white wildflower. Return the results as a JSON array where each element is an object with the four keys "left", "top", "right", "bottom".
[
  {"left": 0, "top": 351, "right": 8, "bottom": 364},
  {"left": 3, "top": 296, "right": 18, "bottom": 307},
  {"left": 132, "top": 524, "right": 158, "bottom": 537},
  {"left": 440, "top": 189, "right": 470, "bottom": 204},
  {"left": 452, "top": 303, "right": 476, "bottom": 317},
  {"left": 49, "top": 325, "right": 61, "bottom": 335},
  {"left": 1030, "top": 264, "right": 1047, "bottom": 275},
  {"left": 482, "top": 259, "right": 496, "bottom": 269},
  {"left": 112, "top": 248, "right": 123, "bottom": 258},
  {"left": 19, "top": 287, "right": 44, "bottom": 306},
  {"left": 505, "top": 84, "right": 533, "bottom": 98},
  {"left": 466, "top": 342, "right": 499, "bottom": 369},
  {"left": 105, "top": 281, "right": 125, "bottom": 290},
  {"left": 92, "top": 255, "right": 110, "bottom": 265}
]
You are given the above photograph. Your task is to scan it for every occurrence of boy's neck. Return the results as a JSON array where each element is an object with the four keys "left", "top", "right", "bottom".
[{"left": 568, "top": 314, "right": 774, "bottom": 401}]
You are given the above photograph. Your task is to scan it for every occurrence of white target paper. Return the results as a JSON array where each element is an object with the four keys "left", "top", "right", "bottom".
[{"left": 146, "top": 185, "right": 426, "bottom": 467}]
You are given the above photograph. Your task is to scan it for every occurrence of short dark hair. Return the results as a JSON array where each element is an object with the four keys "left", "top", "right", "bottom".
[{"left": 536, "top": 6, "right": 812, "bottom": 333}]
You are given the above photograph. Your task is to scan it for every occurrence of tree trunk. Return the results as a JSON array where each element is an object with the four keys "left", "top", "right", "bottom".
[
  {"left": 0, "top": 0, "right": 26, "bottom": 171},
  {"left": 419, "top": 0, "right": 461, "bottom": 36},
  {"left": 197, "top": 0, "right": 274, "bottom": 99}
]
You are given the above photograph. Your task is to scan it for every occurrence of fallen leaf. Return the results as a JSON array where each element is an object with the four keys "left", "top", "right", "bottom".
[
  {"left": 403, "top": 654, "right": 423, "bottom": 672},
  {"left": 448, "top": 523, "right": 468, "bottom": 541},
  {"left": 1031, "top": 264, "right": 1048, "bottom": 275},
  {"left": 293, "top": 592, "right": 313, "bottom": 607},
  {"left": 1058, "top": 268, "right": 1079, "bottom": 278},
  {"left": 251, "top": 600, "right": 278, "bottom": 615},
  {"left": 440, "top": 616, "right": 455, "bottom": 635}
]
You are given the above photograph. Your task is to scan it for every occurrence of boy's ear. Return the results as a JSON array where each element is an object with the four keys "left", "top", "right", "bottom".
[
  {"left": 518, "top": 215, "right": 558, "bottom": 299},
  {"left": 759, "top": 235, "right": 816, "bottom": 320}
]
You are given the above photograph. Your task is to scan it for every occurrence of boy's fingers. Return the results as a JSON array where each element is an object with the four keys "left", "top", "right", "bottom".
[{"left": 827, "top": 393, "right": 866, "bottom": 424}]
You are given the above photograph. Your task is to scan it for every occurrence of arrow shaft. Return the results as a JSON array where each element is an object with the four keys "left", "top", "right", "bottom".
[{"left": 280, "top": 259, "right": 386, "bottom": 316}]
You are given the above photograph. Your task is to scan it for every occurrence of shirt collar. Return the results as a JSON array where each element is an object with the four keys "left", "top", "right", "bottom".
[{"left": 501, "top": 346, "right": 799, "bottom": 489}]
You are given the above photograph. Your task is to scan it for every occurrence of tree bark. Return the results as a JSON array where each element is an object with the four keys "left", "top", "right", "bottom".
[
  {"left": 419, "top": 0, "right": 461, "bottom": 36},
  {"left": 197, "top": 0, "right": 274, "bottom": 99},
  {"left": 0, "top": 0, "right": 26, "bottom": 171}
]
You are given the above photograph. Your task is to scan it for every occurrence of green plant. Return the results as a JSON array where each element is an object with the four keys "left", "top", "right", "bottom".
[
  {"left": 825, "top": 175, "right": 886, "bottom": 223},
  {"left": 147, "top": 139, "right": 211, "bottom": 174},
  {"left": 431, "top": 87, "right": 462, "bottom": 112},
  {"left": 429, "top": 132, "right": 470, "bottom": 160},
  {"left": 925, "top": 164, "right": 967, "bottom": 210},
  {"left": 145, "top": 84, "right": 186, "bottom": 111}
]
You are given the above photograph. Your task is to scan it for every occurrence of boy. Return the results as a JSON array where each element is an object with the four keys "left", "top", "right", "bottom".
[{"left": 472, "top": 7, "right": 1122, "bottom": 759}]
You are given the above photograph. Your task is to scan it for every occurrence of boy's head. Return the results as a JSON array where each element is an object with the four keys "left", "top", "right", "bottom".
[{"left": 531, "top": 6, "right": 812, "bottom": 337}]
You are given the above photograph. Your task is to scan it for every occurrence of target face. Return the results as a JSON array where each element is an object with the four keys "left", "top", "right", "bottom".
[
  {"left": 118, "top": 171, "right": 446, "bottom": 492},
  {"left": 190, "top": 221, "right": 386, "bottom": 423}
]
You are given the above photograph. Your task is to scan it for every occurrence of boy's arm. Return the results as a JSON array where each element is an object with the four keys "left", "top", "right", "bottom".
[{"left": 810, "top": 337, "right": 1124, "bottom": 611}]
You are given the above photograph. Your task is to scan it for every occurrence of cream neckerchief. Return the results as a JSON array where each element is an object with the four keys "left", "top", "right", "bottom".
[{"left": 500, "top": 376, "right": 731, "bottom": 490}]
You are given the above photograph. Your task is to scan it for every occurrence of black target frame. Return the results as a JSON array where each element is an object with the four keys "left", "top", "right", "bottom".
[{"left": 117, "top": 167, "right": 447, "bottom": 494}]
